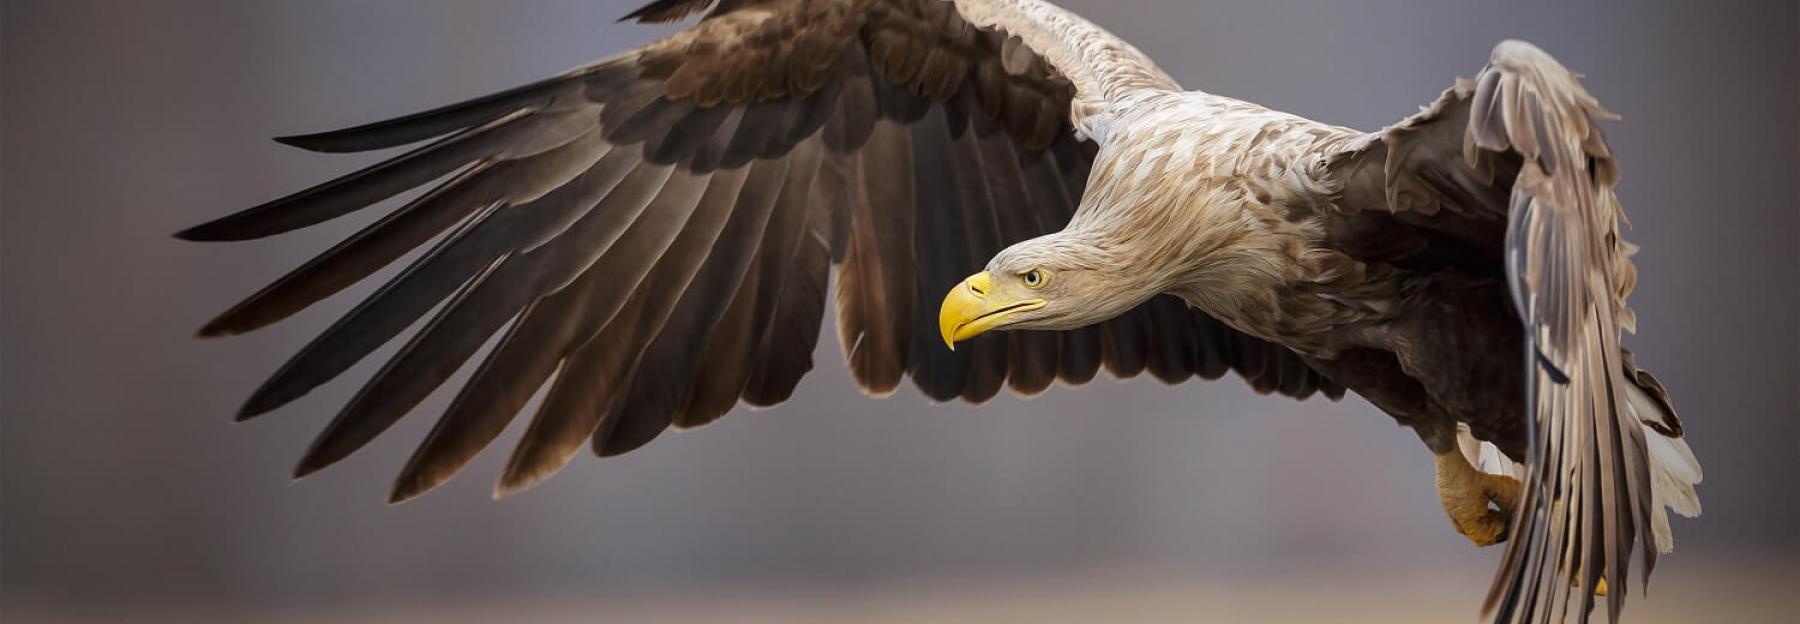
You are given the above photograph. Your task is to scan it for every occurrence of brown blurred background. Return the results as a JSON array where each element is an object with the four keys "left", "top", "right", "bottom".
[{"left": 3, "top": 1, "right": 1796, "bottom": 622}]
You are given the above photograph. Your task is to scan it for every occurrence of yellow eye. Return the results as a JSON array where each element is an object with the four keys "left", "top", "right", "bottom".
[{"left": 1021, "top": 268, "right": 1048, "bottom": 289}]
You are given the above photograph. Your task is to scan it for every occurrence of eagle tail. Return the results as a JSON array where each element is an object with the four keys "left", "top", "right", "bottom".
[{"left": 1623, "top": 365, "right": 1702, "bottom": 554}]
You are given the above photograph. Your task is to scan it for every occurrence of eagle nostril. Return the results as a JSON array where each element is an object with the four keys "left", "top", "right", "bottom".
[{"left": 968, "top": 282, "right": 985, "bottom": 296}]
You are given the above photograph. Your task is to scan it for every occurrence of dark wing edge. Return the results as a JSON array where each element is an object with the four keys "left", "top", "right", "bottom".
[
  {"left": 1328, "top": 40, "right": 1701, "bottom": 624},
  {"left": 182, "top": 0, "right": 1339, "bottom": 504}
]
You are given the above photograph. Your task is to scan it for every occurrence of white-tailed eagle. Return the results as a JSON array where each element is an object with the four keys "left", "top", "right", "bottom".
[{"left": 181, "top": 1, "right": 1702, "bottom": 621}]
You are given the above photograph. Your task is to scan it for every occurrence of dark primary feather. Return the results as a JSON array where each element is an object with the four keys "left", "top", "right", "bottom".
[
  {"left": 740, "top": 204, "right": 833, "bottom": 407},
  {"left": 298, "top": 162, "right": 681, "bottom": 478},
  {"left": 710, "top": 142, "right": 826, "bottom": 412},
  {"left": 579, "top": 164, "right": 785, "bottom": 457},
  {"left": 497, "top": 166, "right": 745, "bottom": 495},
  {"left": 236, "top": 148, "right": 648, "bottom": 421},
  {"left": 277, "top": 69, "right": 627, "bottom": 153},
  {"left": 201, "top": 129, "right": 613, "bottom": 338},
  {"left": 663, "top": 149, "right": 831, "bottom": 431},
  {"left": 385, "top": 166, "right": 722, "bottom": 500},
  {"left": 188, "top": 0, "right": 1342, "bottom": 503},
  {"left": 676, "top": 265, "right": 765, "bottom": 428},
  {"left": 599, "top": 152, "right": 802, "bottom": 456},
  {"left": 180, "top": 106, "right": 601, "bottom": 242}
]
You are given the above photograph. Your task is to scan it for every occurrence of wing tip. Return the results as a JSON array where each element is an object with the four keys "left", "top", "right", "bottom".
[
  {"left": 595, "top": 435, "right": 651, "bottom": 458},
  {"left": 198, "top": 313, "right": 255, "bottom": 339},
  {"left": 386, "top": 488, "right": 412, "bottom": 505},
  {"left": 171, "top": 225, "right": 211, "bottom": 242},
  {"left": 173, "top": 219, "right": 255, "bottom": 242},
  {"left": 236, "top": 381, "right": 299, "bottom": 421},
  {"left": 492, "top": 476, "right": 532, "bottom": 501},
  {"left": 291, "top": 428, "right": 359, "bottom": 480},
  {"left": 387, "top": 473, "right": 439, "bottom": 505},
  {"left": 291, "top": 452, "right": 331, "bottom": 481},
  {"left": 272, "top": 132, "right": 323, "bottom": 150},
  {"left": 236, "top": 399, "right": 279, "bottom": 422},
  {"left": 495, "top": 458, "right": 557, "bottom": 498},
  {"left": 272, "top": 131, "right": 366, "bottom": 154}
]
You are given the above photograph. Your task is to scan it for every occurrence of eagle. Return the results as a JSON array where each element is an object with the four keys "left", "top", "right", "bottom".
[{"left": 180, "top": 1, "right": 1702, "bottom": 621}]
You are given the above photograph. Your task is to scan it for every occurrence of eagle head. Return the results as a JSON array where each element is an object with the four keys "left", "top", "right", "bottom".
[{"left": 939, "top": 232, "right": 1153, "bottom": 349}]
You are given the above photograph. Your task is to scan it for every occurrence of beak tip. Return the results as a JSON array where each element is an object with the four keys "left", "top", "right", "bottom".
[{"left": 939, "top": 271, "right": 998, "bottom": 352}]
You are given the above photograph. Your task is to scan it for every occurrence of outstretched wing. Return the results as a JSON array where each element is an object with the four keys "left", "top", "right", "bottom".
[
  {"left": 182, "top": 0, "right": 1340, "bottom": 503},
  {"left": 1329, "top": 41, "right": 1689, "bottom": 623}
]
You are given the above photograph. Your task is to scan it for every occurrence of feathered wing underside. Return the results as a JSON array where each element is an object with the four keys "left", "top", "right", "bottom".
[
  {"left": 1328, "top": 41, "right": 1700, "bottom": 623},
  {"left": 183, "top": 0, "right": 1338, "bottom": 503}
]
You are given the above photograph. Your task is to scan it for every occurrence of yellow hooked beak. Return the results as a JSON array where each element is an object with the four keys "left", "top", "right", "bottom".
[{"left": 938, "top": 271, "right": 1045, "bottom": 350}]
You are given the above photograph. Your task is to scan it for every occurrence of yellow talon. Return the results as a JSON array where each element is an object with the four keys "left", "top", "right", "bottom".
[
  {"left": 1594, "top": 577, "right": 1609, "bottom": 596},
  {"left": 1435, "top": 451, "right": 1520, "bottom": 547}
]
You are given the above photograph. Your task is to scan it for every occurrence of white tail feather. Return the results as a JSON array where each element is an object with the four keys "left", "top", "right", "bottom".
[{"left": 1628, "top": 382, "right": 1704, "bottom": 553}]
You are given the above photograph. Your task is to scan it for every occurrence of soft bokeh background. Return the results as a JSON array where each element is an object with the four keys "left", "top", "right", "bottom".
[{"left": 3, "top": 1, "right": 1796, "bottom": 622}]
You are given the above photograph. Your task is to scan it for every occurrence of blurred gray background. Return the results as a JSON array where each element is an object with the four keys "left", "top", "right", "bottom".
[{"left": 3, "top": 1, "right": 1796, "bottom": 622}]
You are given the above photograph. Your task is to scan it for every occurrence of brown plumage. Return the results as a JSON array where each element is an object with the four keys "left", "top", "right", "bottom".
[{"left": 182, "top": 2, "right": 1699, "bottom": 623}]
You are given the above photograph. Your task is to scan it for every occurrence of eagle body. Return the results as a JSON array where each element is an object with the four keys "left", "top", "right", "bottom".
[
  {"left": 183, "top": 1, "right": 1702, "bottom": 622},
  {"left": 1031, "top": 88, "right": 1532, "bottom": 457}
]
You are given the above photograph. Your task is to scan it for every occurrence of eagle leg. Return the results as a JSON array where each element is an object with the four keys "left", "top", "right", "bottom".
[{"left": 1433, "top": 450, "right": 1520, "bottom": 547}]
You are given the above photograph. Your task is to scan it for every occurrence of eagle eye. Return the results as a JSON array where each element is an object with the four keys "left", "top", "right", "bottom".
[{"left": 1021, "top": 268, "right": 1048, "bottom": 289}]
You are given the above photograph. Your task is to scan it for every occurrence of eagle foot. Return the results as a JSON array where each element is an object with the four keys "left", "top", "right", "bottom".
[{"left": 1434, "top": 451, "right": 1521, "bottom": 547}]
